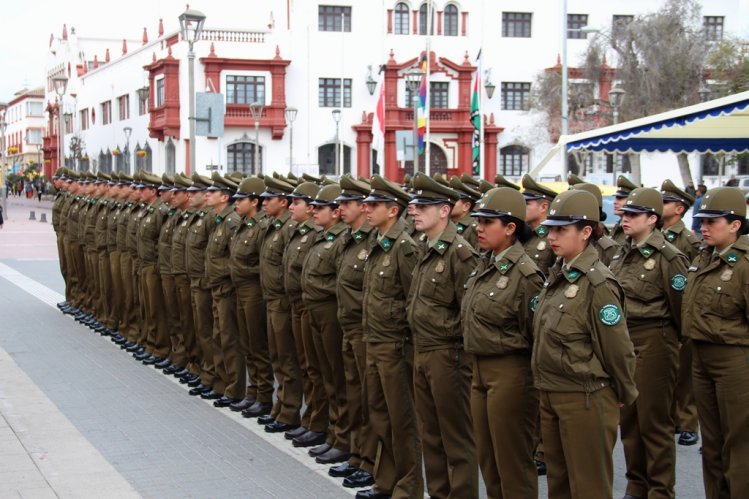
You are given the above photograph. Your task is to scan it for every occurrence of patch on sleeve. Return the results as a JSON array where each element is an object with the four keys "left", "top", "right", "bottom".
[
  {"left": 530, "top": 295, "right": 538, "bottom": 313},
  {"left": 670, "top": 274, "right": 687, "bottom": 291},
  {"left": 599, "top": 304, "right": 622, "bottom": 326}
]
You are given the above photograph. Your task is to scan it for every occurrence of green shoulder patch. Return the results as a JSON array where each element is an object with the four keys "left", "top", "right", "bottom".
[
  {"left": 530, "top": 295, "right": 538, "bottom": 312},
  {"left": 599, "top": 304, "right": 622, "bottom": 326},
  {"left": 671, "top": 274, "right": 687, "bottom": 291}
]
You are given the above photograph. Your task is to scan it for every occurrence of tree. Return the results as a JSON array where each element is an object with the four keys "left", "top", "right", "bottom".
[{"left": 68, "top": 134, "right": 85, "bottom": 170}]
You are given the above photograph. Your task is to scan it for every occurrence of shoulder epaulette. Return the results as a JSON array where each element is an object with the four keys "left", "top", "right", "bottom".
[
  {"left": 455, "top": 241, "right": 475, "bottom": 262},
  {"left": 598, "top": 236, "right": 618, "bottom": 250},
  {"left": 659, "top": 243, "right": 681, "bottom": 262},
  {"left": 585, "top": 266, "right": 607, "bottom": 287},
  {"left": 517, "top": 258, "right": 539, "bottom": 277},
  {"left": 399, "top": 238, "right": 415, "bottom": 256},
  {"left": 226, "top": 217, "right": 239, "bottom": 230}
]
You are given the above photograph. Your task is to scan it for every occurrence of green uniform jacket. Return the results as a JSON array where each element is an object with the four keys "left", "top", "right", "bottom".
[
  {"left": 302, "top": 221, "right": 348, "bottom": 304},
  {"left": 283, "top": 218, "right": 319, "bottom": 301},
  {"left": 259, "top": 211, "right": 296, "bottom": 301},
  {"left": 81, "top": 197, "right": 96, "bottom": 248},
  {"left": 454, "top": 214, "right": 478, "bottom": 249},
  {"left": 137, "top": 199, "right": 166, "bottom": 265},
  {"left": 532, "top": 244, "right": 638, "bottom": 405},
  {"left": 609, "top": 230, "right": 688, "bottom": 331},
  {"left": 94, "top": 198, "right": 111, "bottom": 251},
  {"left": 126, "top": 203, "right": 146, "bottom": 259},
  {"left": 66, "top": 196, "right": 84, "bottom": 243},
  {"left": 523, "top": 225, "right": 557, "bottom": 276},
  {"left": 52, "top": 191, "right": 66, "bottom": 231},
  {"left": 185, "top": 208, "right": 216, "bottom": 281},
  {"left": 462, "top": 241, "right": 544, "bottom": 356},
  {"left": 683, "top": 236, "right": 749, "bottom": 346},
  {"left": 362, "top": 219, "right": 420, "bottom": 343},
  {"left": 406, "top": 222, "right": 477, "bottom": 351},
  {"left": 59, "top": 192, "right": 73, "bottom": 236},
  {"left": 228, "top": 212, "right": 266, "bottom": 286},
  {"left": 116, "top": 202, "right": 135, "bottom": 253},
  {"left": 204, "top": 205, "right": 241, "bottom": 288},
  {"left": 158, "top": 206, "right": 180, "bottom": 275},
  {"left": 594, "top": 234, "right": 620, "bottom": 266},
  {"left": 170, "top": 209, "right": 194, "bottom": 275},
  {"left": 662, "top": 219, "right": 701, "bottom": 263},
  {"left": 106, "top": 200, "right": 121, "bottom": 252},
  {"left": 611, "top": 221, "right": 627, "bottom": 245},
  {"left": 335, "top": 223, "right": 374, "bottom": 332}
]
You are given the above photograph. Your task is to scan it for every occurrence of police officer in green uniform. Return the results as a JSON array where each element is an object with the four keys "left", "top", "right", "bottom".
[
  {"left": 448, "top": 175, "right": 480, "bottom": 248},
  {"left": 609, "top": 188, "right": 688, "bottom": 499},
  {"left": 93, "top": 172, "right": 114, "bottom": 334},
  {"left": 462, "top": 187, "right": 544, "bottom": 499},
  {"left": 128, "top": 173, "right": 149, "bottom": 357},
  {"left": 302, "top": 184, "right": 352, "bottom": 465},
  {"left": 330, "top": 175, "right": 376, "bottom": 488},
  {"left": 532, "top": 189, "right": 638, "bottom": 499},
  {"left": 229, "top": 177, "right": 274, "bottom": 414},
  {"left": 522, "top": 174, "right": 558, "bottom": 276},
  {"left": 660, "top": 179, "right": 702, "bottom": 447},
  {"left": 203, "top": 172, "right": 244, "bottom": 405},
  {"left": 256, "top": 176, "right": 300, "bottom": 428},
  {"left": 569, "top": 182, "right": 620, "bottom": 265},
  {"left": 683, "top": 187, "right": 749, "bottom": 499},
  {"left": 406, "top": 173, "right": 478, "bottom": 498},
  {"left": 611, "top": 175, "right": 638, "bottom": 244},
  {"left": 277, "top": 181, "right": 323, "bottom": 439},
  {"left": 358, "top": 175, "right": 423, "bottom": 499},
  {"left": 105, "top": 173, "right": 125, "bottom": 342}
]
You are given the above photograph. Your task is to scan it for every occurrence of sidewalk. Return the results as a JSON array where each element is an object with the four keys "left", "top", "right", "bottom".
[{"left": 0, "top": 197, "right": 57, "bottom": 260}]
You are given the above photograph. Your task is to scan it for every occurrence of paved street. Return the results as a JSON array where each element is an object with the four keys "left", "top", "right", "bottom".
[{"left": 0, "top": 197, "right": 707, "bottom": 498}]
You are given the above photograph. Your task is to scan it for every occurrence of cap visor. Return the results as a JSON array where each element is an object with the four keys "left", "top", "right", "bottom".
[
  {"left": 619, "top": 206, "right": 652, "bottom": 214},
  {"left": 470, "top": 209, "right": 508, "bottom": 218},
  {"left": 541, "top": 218, "right": 578, "bottom": 226},
  {"left": 693, "top": 211, "right": 725, "bottom": 219}
]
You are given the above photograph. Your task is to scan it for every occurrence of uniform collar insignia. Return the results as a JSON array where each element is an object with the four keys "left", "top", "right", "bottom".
[
  {"left": 639, "top": 245, "right": 654, "bottom": 258},
  {"left": 215, "top": 215, "right": 224, "bottom": 224},
  {"left": 498, "top": 261, "right": 511, "bottom": 274},
  {"left": 665, "top": 231, "right": 677, "bottom": 241},
  {"left": 198, "top": 211, "right": 206, "bottom": 218},
  {"left": 246, "top": 219, "right": 255, "bottom": 227},
  {"left": 456, "top": 223, "right": 466, "bottom": 234},
  {"left": 565, "top": 268, "right": 582, "bottom": 282},
  {"left": 727, "top": 252, "right": 738, "bottom": 264},
  {"left": 354, "top": 231, "right": 364, "bottom": 241},
  {"left": 167, "top": 209, "right": 175, "bottom": 216},
  {"left": 436, "top": 241, "right": 448, "bottom": 252},
  {"left": 380, "top": 237, "right": 393, "bottom": 251},
  {"left": 299, "top": 226, "right": 309, "bottom": 235},
  {"left": 536, "top": 225, "right": 548, "bottom": 236},
  {"left": 273, "top": 220, "right": 283, "bottom": 230},
  {"left": 326, "top": 233, "right": 335, "bottom": 241}
]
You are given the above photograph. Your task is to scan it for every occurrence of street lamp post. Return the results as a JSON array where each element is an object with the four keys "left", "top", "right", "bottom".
[
  {"left": 249, "top": 102, "right": 264, "bottom": 175},
  {"left": 405, "top": 68, "right": 425, "bottom": 175},
  {"left": 285, "top": 107, "right": 298, "bottom": 174},
  {"left": 332, "top": 109, "right": 341, "bottom": 177},
  {"left": 178, "top": 8, "right": 206, "bottom": 176},
  {"left": 53, "top": 76, "right": 68, "bottom": 171},
  {"left": 123, "top": 126, "right": 132, "bottom": 174},
  {"left": 608, "top": 85, "right": 626, "bottom": 185}
]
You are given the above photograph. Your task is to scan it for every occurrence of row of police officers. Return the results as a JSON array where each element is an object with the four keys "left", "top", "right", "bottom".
[{"left": 50, "top": 166, "right": 749, "bottom": 499}]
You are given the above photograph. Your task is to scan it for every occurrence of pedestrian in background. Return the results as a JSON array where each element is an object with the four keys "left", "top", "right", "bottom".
[{"left": 692, "top": 184, "right": 708, "bottom": 237}]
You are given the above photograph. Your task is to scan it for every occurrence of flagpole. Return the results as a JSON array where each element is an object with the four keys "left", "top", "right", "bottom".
[
  {"left": 340, "top": 11, "right": 345, "bottom": 176},
  {"left": 425, "top": 0, "right": 432, "bottom": 176},
  {"left": 479, "top": 0, "right": 485, "bottom": 180}
]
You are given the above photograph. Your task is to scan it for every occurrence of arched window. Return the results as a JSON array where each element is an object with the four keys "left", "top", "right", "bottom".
[
  {"left": 115, "top": 145, "right": 125, "bottom": 173},
  {"left": 419, "top": 4, "right": 434, "bottom": 35},
  {"left": 500, "top": 145, "right": 530, "bottom": 176},
  {"left": 444, "top": 4, "right": 459, "bottom": 36},
  {"left": 318, "top": 143, "right": 351, "bottom": 175},
  {"left": 404, "top": 143, "right": 448, "bottom": 176},
  {"left": 163, "top": 140, "right": 174, "bottom": 175},
  {"left": 394, "top": 2, "right": 410, "bottom": 35},
  {"left": 135, "top": 142, "right": 153, "bottom": 173},
  {"left": 228, "top": 141, "right": 263, "bottom": 175}
]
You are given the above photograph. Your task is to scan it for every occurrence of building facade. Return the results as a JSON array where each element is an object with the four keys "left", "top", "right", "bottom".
[
  {"left": 42, "top": 0, "right": 748, "bottom": 183},
  {"left": 2, "top": 88, "right": 46, "bottom": 175}
]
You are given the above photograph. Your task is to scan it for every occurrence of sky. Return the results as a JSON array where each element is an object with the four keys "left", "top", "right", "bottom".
[{"left": 0, "top": 0, "right": 263, "bottom": 101}]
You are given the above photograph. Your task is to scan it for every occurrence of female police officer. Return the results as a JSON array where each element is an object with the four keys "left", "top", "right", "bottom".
[
  {"left": 531, "top": 189, "right": 638, "bottom": 499},
  {"left": 683, "top": 186, "right": 749, "bottom": 499},
  {"left": 609, "top": 188, "right": 688, "bottom": 499},
  {"left": 462, "top": 187, "right": 545, "bottom": 499}
]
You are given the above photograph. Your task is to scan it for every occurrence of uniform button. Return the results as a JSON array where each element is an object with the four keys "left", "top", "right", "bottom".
[
  {"left": 641, "top": 274, "right": 645, "bottom": 278},
  {"left": 489, "top": 292, "right": 494, "bottom": 297},
  {"left": 559, "top": 304, "right": 564, "bottom": 309},
  {"left": 354, "top": 265, "right": 358, "bottom": 269},
  {"left": 458, "top": 244, "right": 463, "bottom": 248},
  {"left": 431, "top": 278, "right": 435, "bottom": 282},
  {"left": 379, "top": 271, "right": 384, "bottom": 276},
  {"left": 717, "top": 286, "right": 722, "bottom": 291},
  {"left": 534, "top": 254, "right": 539, "bottom": 258}
]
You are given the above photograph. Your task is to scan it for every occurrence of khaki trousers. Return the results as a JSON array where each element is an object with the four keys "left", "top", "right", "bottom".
[
  {"left": 119, "top": 253, "right": 136, "bottom": 341},
  {"left": 140, "top": 263, "right": 170, "bottom": 358},
  {"left": 540, "top": 388, "right": 619, "bottom": 499},
  {"left": 63, "top": 239, "right": 80, "bottom": 306},
  {"left": 190, "top": 278, "right": 222, "bottom": 392},
  {"left": 266, "top": 297, "right": 302, "bottom": 425},
  {"left": 236, "top": 281, "right": 273, "bottom": 403},
  {"left": 692, "top": 341, "right": 749, "bottom": 499},
  {"left": 86, "top": 249, "right": 99, "bottom": 313},
  {"left": 414, "top": 348, "right": 477, "bottom": 499},
  {"left": 672, "top": 340, "right": 699, "bottom": 432},
  {"left": 57, "top": 233, "right": 70, "bottom": 302},
  {"left": 97, "top": 250, "right": 112, "bottom": 328},
  {"left": 342, "top": 328, "right": 376, "bottom": 474},
  {"left": 366, "top": 341, "right": 423, "bottom": 499},
  {"left": 621, "top": 324, "right": 678, "bottom": 499},
  {"left": 161, "top": 274, "right": 187, "bottom": 368},
  {"left": 291, "top": 298, "right": 326, "bottom": 432},
  {"left": 471, "top": 354, "right": 538, "bottom": 499},
  {"left": 108, "top": 250, "right": 122, "bottom": 331},
  {"left": 211, "top": 283, "right": 244, "bottom": 400},
  {"left": 174, "top": 273, "right": 200, "bottom": 374}
]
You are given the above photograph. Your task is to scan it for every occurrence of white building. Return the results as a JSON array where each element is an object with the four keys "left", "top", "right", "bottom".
[
  {"left": 2, "top": 88, "right": 46, "bottom": 174},
  {"left": 43, "top": 0, "right": 749, "bottom": 185}
]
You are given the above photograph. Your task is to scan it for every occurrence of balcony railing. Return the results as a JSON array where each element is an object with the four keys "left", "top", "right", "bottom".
[{"left": 200, "top": 29, "right": 266, "bottom": 43}]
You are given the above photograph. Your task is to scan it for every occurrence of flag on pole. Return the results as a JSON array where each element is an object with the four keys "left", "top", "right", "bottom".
[
  {"left": 470, "top": 68, "right": 481, "bottom": 176},
  {"left": 371, "top": 78, "right": 385, "bottom": 170},
  {"left": 417, "top": 53, "right": 428, "bottom": 154}
]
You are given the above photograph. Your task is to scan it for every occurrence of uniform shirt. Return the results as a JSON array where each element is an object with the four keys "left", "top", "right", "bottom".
[
  {"left": 362, "top": 219, "right": 420, "bottom": 343},
  {"left": 52, "top": 191, "right": 66, "bottom": 231},
  {"left": 228, "top": 211, "right": 266, "bottom": 287},
  {"left": 462, "top": 241, "right": 544, "bottom": 356},
  {"left": 523, "top": 224, "right": 557, "bottom": 276},
  {"left": 259, "top": 211, "right": 296, "bottom": 300},
  {"left": 157, "top": 206, "right": 180, "bottom": 275},
  {"left": 594, "top": 233, "right": 620, "bottom": 266},
  {"left": 336, "top": 223, "right": 374, "bottom": 332},
  {"left": 662, "top": 218, "right": 701, "bottom": 263},
  {"left": 126, "top": 203, "right": 146, "bottom": 259},
  {"left": 204, "top": 204, "right": 241, "bottom": 288},
  {"left": 302, "top": 220, "right": 348, "bottom": 304},
  {"left": 137, "top": 199, "right": 166, "bottom": 265},
  {"left": 79, "top": 197, "right": 94, "bottom": 248},
  {"left": 283, "top": 218, "right": 320, "bottom": 301},
  {"left": 609, "top": 230, "right": 688, "bottom": 331},
  {"left": 66, "top": 195, "right": 83, "bottom": 242},
  {"left": 171, "top": 209, "right": 194, "bottom": 275},
  {"left": 59, "top": 192, "right": 73, "bottom": 235},
  {"left": 683, "top": 237, "right": 749, "bottom": 346},
  {"left": 106, "top": 200, "right": 121, "bottom": 252},
  {"left": 454, "top": 214, "right": 478, "bottom": 249},
  {"left": 610, "top": 221, "right": 627, "bottom": 245},
  {"left": 94, "top": 198, "right": 111, "bottom": 251},
  {"left": 406, "top": 222, "right": 478, "bottom": 351},
  {"left": 532, "top": 244, "right": 638, "bottom": 405},
  {"left": 116, "top": 202, "right": 135, "bottom": 253},
  {"left": 185, "top": 207, "right": 216, "bottom": 281}
]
